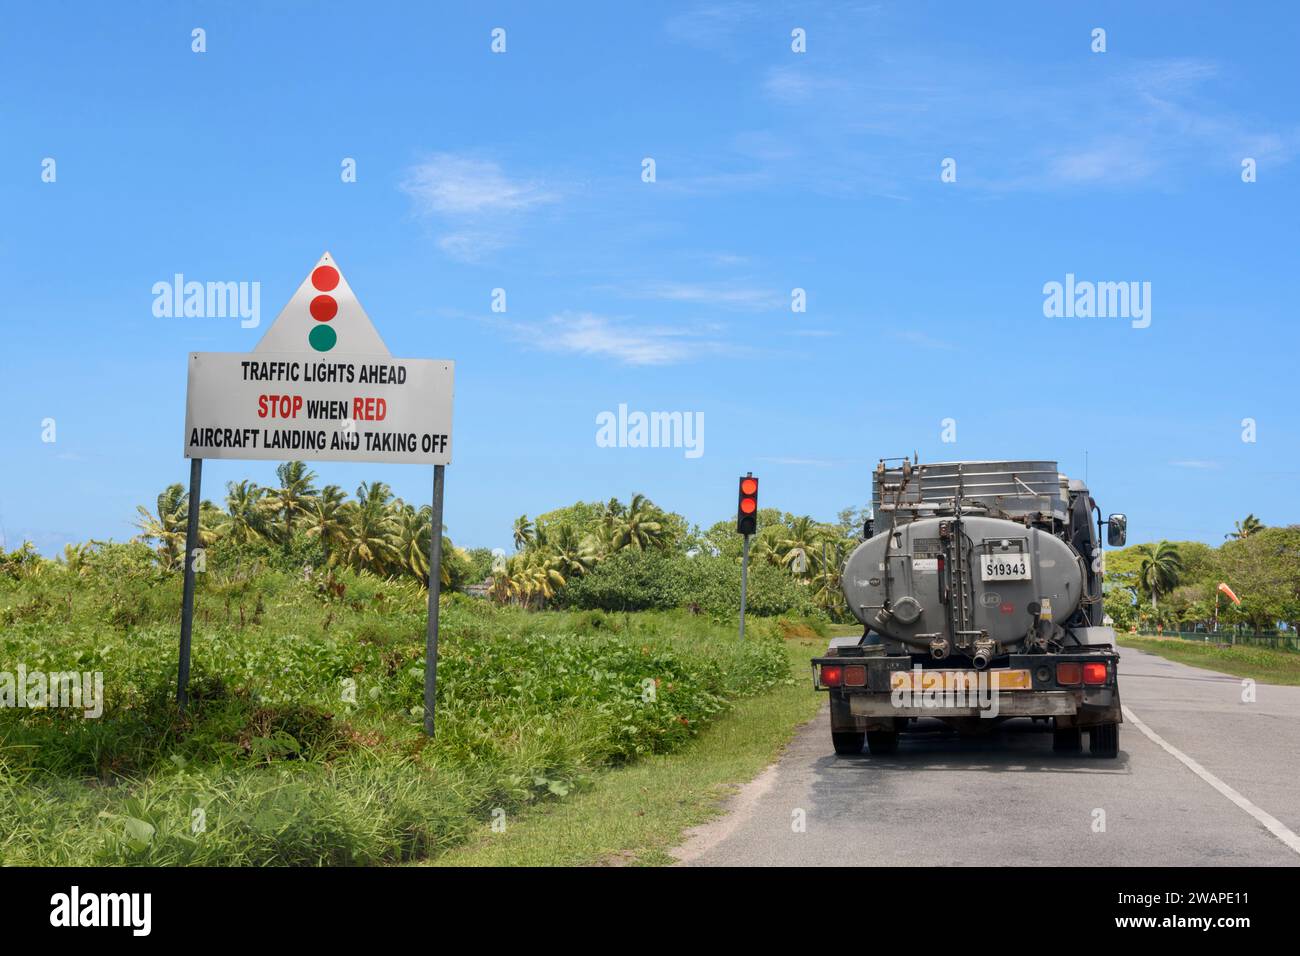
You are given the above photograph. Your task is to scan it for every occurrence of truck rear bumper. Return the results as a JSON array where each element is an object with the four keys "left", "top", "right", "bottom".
[
  {"left": 814, "top": 650, "right": 1122, "bottom": 732},
  {"left": 848, "top": 690, "right": 1078, "bottom": 718}
]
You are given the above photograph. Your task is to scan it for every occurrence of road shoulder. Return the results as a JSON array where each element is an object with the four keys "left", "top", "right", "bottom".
[{"left": 425, "top": 638, "right": 824, "bottom": 867}]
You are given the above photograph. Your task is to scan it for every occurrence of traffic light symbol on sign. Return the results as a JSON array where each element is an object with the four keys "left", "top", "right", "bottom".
[
  {"left": 309, "top": 265, "right": 340, "bottom": 352},
  {"left": 737, "top": 475, "right": 758, "bottom": 535}
]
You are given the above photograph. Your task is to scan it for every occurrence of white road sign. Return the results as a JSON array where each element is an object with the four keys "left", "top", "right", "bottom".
[{"left": 183, "top": 252, "right": 454, "bottom": 464}]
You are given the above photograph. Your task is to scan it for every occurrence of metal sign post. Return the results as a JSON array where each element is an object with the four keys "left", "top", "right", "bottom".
[
  {"left": 177, "top": 457, "right": 203, "bottom": 711},
  {"left": 424, "top": 464, "right": 445, "bottom": 736},
  {"left": 739, "top": 532, "right": 750, "bottom": 641}
]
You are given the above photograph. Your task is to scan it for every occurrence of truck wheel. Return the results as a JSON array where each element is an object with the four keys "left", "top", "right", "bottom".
[
  {"left": 1052, "top": 722, "right": 1082, "bottom": 753},
  {"left": 866, "top": 731, "right": 899, "bottom": 755},
  {"left": 832, "top": 731, "right": 864, "bottom": 755},
  {"left": 1090, "top": 723, "right": 1120, "bottom": 758}
]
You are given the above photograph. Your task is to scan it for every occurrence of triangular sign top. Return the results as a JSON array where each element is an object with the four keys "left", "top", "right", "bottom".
[{"left": 254, "top": 252, "right": 390, "bottom": 356}]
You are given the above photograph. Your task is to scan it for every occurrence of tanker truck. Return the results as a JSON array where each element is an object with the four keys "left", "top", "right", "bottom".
[{"left": 812, "top": 459, "right": 1126, "bottom": 757}]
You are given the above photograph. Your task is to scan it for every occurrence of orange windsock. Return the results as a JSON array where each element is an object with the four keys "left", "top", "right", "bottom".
[{"left": 1217, "top": 582, "right": 1241, "bottom": 605}]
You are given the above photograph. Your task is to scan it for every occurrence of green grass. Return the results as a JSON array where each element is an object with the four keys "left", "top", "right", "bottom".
[
  {"left": 427, "top": 637, "right": 824, "bottom": 866},
  {"left": 0, "top": 544, "right": 831, "bottom": 865},
  {"left": 1119, "top": 634, "right": 1300, "bottom": 686}
]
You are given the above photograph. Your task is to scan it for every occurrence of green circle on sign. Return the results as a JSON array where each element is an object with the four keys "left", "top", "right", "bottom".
[{"left": 309, "top": 325, "right": 337, "bottom": 352}]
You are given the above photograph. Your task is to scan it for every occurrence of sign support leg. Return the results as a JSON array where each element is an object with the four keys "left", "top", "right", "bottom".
[
  {"left": 739, "top": 532, "right": 750, "bottom": 641},
  {"left": 177, "top": 457, "right": 203, "bottom": 711},
  {"left": 424, "top": 463, "right": 446, "bottom": 736}
]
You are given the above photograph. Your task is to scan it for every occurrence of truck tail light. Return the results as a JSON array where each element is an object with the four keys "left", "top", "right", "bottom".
[
  {"left": 1083, "top": 662, "right": 1108, "bottom": 685},
  {"left": 819, "top": 664, "right": 843, "bottom": 688},
  {"left": 843, "top": 664, "right": 867, "bottom": 687},
  {"left": 1056, "top": 663, "right": 1082, "bottom": 686}
]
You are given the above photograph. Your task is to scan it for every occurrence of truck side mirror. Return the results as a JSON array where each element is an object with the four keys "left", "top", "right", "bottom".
[{"left": 1107, "top": 514, "right": 1127, "bottom": 547}]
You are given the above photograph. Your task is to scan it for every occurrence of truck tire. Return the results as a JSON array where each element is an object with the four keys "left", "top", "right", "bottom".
[
  {"left": 832, "top": 731, "right": 864, "bottom": 755},
  {"left": 1090, "top": 723, "right": 1119, "bottom": 758},
  {"left": 866, "top": 731, "right": 899, "bottom": 755},
  {"left": 1052, "top": 721, "right": 1082, "bottom": 753}
]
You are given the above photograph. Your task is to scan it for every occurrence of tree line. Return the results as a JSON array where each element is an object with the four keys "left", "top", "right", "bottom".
[
  {"left": 132, "top": 461, "right": 474, "bottom": 588},
  {"left": 127, "top": 461, "right": 867, "bottom": 617},
  {"left": 1104, "top": 515, "right": 1300, "bottom": 633}
]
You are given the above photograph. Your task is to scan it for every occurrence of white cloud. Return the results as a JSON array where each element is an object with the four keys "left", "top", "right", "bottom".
[
  {"left": 508, "top": 312, "right": 723, "bottom": 366},
  {"left": 763, "top": 65, "right": 849, "bottom": 104},
  {"left": 629, "top": 281, "right": 785, "bottom": 310},
  {"left": 401, "top": 154, "right": 559, "bottom": 261},
  {"left": 664, "top": 3, "right": 760, "bottom": 52},
  {"left": 748, "top": 52, "right": 1296, "bottom": 194},
  {"left": 891, "top": 329, "right": 955, "bottom": 350},
  {"left": 437, "top": 232, "right": 508, "bottom": 263},
  {"left": 402, "top": 155, "right": 557, "bottom": 216}
]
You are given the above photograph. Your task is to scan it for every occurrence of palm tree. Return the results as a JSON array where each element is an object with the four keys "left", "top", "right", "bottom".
[
  {"left": 591, "top": 498, "right": 625, "bottom": 553},
  {"left": 512, "top": 514, "right": 534, "bottom": 552},
  {"left": 778, "top": 515, "right": 823, "bottom": 576},
  {"left": 394, "top": 502, "right": 432, "bottom": 583},
  {"left": 198, "top": 500, "right": 224, "bottom": 545},
  {"left": 547, "top": 523, "right": 596, "bottom": 579},
  {"left": 135, "top": 484, "right": 189, "bottom": 569},
  {"left": 340, "top": 483, "right": 398, "bottom": 573},
  {"left": 268, "top": 461, "right": 318, "bottom": 547},
  {"left": 303, "top": 484, "right": 349, "bottom": 565},
  {"left": 1227, "top": 514, "right": 1264, "bottom": 540},
  {"left": 489, "top": 557, "right": 524, "bottom": 606},
  {"left": 810, "top": 539, "right": 848, "bottom": 614},
  {"left": 751, "top": 525, "right": 786, "bottom": 567},
  {"left": 516, "top": 551, "right": 567, "bottom": 609},
  {"left": 224, "top": 480, "right": 269, "bottom": 545},
  {"left": 356, "top": 480, "right": 394, "bottom": 512},
  {"left": 610, "top": 494, "right": 666, "bottom": 552},
  {"left": 1136, "top": 541, "right": 1184, "bottom": 610}
]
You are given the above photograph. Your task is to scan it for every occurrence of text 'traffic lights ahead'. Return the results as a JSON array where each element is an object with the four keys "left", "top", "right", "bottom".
[{"left": 737, "top": 474, "right": 758, "bottom": 535}]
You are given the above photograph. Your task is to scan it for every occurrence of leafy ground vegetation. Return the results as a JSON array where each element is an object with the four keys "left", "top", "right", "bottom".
[{"left": 0, "top": 540, "right": 823, "bottom": 865}]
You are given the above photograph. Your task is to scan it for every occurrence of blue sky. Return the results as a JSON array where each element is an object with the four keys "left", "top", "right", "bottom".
[{"left": 2, "top": 1, "right": 1296, "bottom": 555}]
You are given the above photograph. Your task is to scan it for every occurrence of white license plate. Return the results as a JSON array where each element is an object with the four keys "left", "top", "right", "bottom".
[{"left": 981, "top": 553, "right": 1031, "bottom": 580}]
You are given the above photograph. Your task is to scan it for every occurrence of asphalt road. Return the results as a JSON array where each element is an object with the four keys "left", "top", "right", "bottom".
[{"left": 675, "top": 645, "right": 1300, "bottom": 866}]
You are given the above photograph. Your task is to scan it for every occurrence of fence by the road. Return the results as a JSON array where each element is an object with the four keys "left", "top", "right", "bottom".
[{"left": 1134, "top": 629, "right": 1300, "bottom": 652}]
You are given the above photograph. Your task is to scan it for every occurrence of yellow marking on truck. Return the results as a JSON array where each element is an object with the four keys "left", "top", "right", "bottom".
[{"left": 889, "top": 669, "right": 1033, "bottom": 691}]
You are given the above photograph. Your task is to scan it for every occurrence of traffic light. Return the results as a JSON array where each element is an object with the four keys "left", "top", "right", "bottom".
[{"left": 737, "top": 474, "right": 758, "bottom": 535}]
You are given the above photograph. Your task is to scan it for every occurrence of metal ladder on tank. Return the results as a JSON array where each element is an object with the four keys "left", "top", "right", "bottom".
[{"left": 947, "top": 474, "right": 978, "bottom": 652}]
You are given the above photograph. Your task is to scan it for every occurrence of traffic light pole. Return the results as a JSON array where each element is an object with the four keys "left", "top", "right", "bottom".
[
  {"left": 739, "top": 532, "right": 750, "bottom": 641},
  {"left": 425, "top": 463, "right": 446, "bottom": 737}
]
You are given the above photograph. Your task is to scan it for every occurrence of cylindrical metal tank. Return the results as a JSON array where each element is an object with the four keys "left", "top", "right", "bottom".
[{"left": 841, "top": 514, "right": 1085, "bottom": 650}]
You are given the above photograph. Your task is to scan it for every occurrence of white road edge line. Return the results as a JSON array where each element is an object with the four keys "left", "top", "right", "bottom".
[{"left": 1122, "top": 704, "right": 1300, "bottom": 857}]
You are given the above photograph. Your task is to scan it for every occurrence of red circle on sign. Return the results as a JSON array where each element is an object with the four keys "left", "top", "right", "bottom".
[
  {"left": 310, "top": 295, "right": 338, "bottom": 322},
  {"left": 312, "top": 266, "right": 340, "bottom": 291},
  {"left": 741, "top": 478, "right": 757, "bottom": 495},
  {"left": 740, "top": 498, "right": 757, "bottom": 514}
]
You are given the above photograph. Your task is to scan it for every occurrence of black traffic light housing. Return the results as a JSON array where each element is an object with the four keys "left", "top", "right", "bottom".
[{"left": 737, "top": 474, "right": 758, "bottom": 535}]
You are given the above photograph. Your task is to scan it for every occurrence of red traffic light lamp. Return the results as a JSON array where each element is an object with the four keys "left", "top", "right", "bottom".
[{"left": 737, "top": 474, "right": 758, "bottom": 535}]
